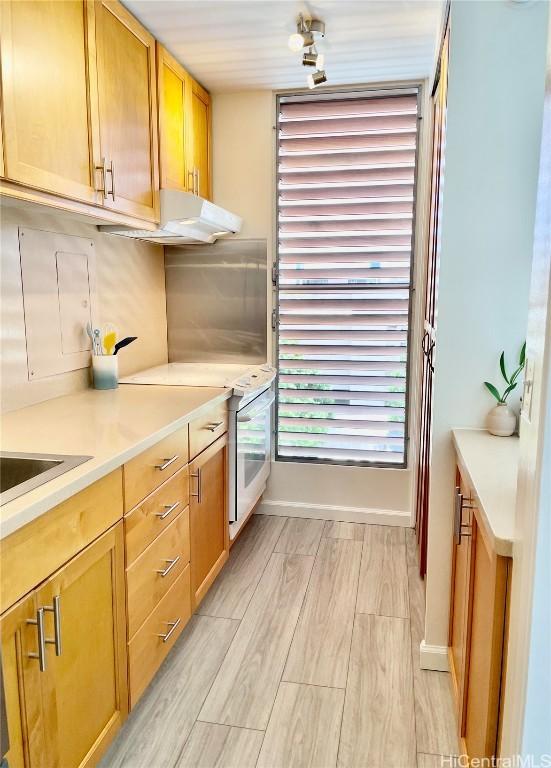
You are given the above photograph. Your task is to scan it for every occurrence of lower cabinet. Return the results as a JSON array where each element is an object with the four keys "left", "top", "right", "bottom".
[
  {"left": 448, "top": 471, "right": 473, "bottom": 727},
  {"left": 1, "top": 406, "right": 230, "bottom": 763},
  {"left": 189, "top": 434, "right": 229, "bottom": 608},
  {"left": 1, "top": 522, "right": 128, "bottom": 768},
  {"left": 122, "top": 414, "right": 229, "bottom": 709},
  {"left": 0, "top": 595, "right": 40, "bottom": 768},
  {"left": 448, "top": 467, "right": 511, "bottom": 762}
]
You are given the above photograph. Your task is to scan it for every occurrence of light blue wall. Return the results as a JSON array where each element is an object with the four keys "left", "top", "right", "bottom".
[{"left": 424, "top": 0, "right": 549, "bottom": 647}]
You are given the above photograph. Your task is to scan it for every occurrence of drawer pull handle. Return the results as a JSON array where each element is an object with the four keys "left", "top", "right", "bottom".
[
  {"left": 156, "top": 455, "right": 179, "bottom": 471},
  {"left": 157, "top": 618, "right": 181, "bottom": 643},
  {"left": 190, "top": 468, "right": 202, "bottom": 504},
  {"left": 27, "top": 607, "right": 47, "bottom": 672},
  {"left": 156, "top": 556, "right": 181, "bottom": 578},
  {"left": 204, "top": 421, "right": 223, "bottom": 432},
  {"left": 156, "top": 501, "right": 180, "bottom": 520}
]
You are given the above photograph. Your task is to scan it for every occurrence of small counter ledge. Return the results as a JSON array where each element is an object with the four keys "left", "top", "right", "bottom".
[
  {"left": 452, "top": 428, "right": 519, "bottom": 557},
  {"left": 0, "top": 384, "right": 231, "bottom": 539}
]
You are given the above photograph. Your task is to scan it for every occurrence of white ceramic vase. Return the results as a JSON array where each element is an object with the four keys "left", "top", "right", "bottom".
[{"left": 487, "top": 403, "right": 516, "bottom": 437}]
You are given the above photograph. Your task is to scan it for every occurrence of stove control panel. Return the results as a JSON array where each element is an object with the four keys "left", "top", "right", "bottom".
[{"left": 232, "top": 365, "right": 276, "bottom": 398}]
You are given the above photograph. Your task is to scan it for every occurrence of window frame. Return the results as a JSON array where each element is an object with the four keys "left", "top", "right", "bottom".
[{"left": 273, "top": 84, "right": 423, "bottom": 470}]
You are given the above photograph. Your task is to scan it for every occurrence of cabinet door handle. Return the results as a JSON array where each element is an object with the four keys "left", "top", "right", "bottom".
[
  {"left": 157, "top": 618, "right": 181, "bottom": 643},
  {"left": 187, "top": 170, "right": 195, "bottom": 193},
  {"left": 156, "top": 501, "right": 180, "bottom": 520},
  {"left": 43, "top": 595, "right": 62, "bottom": 656},
  {"left": 156, "top": 455, "right": 180, "bottom": 471},
  {"left": 106, "top": 160, "right": 115, "bottom": 201},
  {"left": 95, "top": 158, "right": 108, "bottom": 199},
  {"left": 190, "top": 468, "right": 202, "bottom": 504},
  {"left": 421, "top": 331, "right": 429, "bottom": 356},
  {"left": 204, "top": 421, "right": 223, "bottom": 432},
  {"left": 196, "top": 168, "right": 200, "bottom": 196},
  {"left": 454, "top": 486, "right": 473, "bottom": 543},
  {"left": 156, "top": 555, "right": 181, "bottom": 578},
  {"left": 27, "top": 608, "right": 47, "bottom": 672},
  {"left": 453, "top": 486, "right": 462, "bottom": 544}
]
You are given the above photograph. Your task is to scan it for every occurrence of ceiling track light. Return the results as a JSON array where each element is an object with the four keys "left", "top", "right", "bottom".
[{"left": 288, "top": 14, "right": 328, "bottom": 89}]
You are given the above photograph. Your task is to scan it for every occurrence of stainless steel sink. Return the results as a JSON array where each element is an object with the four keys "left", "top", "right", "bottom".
[{"left": 0, "top": 452, "right": 92, "bottom": 506}]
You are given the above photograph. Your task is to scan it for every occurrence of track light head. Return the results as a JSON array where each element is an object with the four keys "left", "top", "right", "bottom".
[
  {"left": 307, "top": 69, "right": 327, "bottom": 89},
  {"left": 288, "top": 15, "right": 324, "bottom": 52},
  {"left": 288, "top": 30, "right": 313, "bottom": 51},
  {"left": 303, "top": 48, "right": 324, "bottom": 68}
]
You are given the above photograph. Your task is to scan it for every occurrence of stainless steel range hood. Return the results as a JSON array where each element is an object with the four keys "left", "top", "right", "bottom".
[{"left": 98, "top": 190, "right": 242, "bottom": 244}]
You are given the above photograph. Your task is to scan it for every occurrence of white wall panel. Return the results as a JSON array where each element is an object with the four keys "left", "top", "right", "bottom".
[{"left": 0, "top": 203, "right": 168, "bottom": 412}]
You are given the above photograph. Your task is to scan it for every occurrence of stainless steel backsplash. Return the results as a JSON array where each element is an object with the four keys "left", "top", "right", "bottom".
[{"left": 164, "top": 239, "right": 268, "bottom": 364}]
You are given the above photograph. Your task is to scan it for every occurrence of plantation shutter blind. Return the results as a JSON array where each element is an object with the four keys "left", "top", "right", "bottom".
[{"left": 276, "top": 91, "right": 419, "bottom": 465}]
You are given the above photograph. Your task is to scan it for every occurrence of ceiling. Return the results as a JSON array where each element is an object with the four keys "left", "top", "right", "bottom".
[{"left": 123, "top": 0, "right": 444, "bottom": 93}]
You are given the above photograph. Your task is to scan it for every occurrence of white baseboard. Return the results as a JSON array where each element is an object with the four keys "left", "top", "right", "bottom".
[
  {"left": 419, "top": 639, "right": 449, "bottom": 671},
  {"left": 256, "top": 499, "right": 411, "bottom": 527}
]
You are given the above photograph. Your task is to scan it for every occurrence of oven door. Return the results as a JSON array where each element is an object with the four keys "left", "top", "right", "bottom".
[{"left": 234, "top": 387, "right": 274, "bottom": 523}]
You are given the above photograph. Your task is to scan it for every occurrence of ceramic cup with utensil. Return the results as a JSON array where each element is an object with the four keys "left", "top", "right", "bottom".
[{"left": 92, "top": 354, "right": 118, "bottom": 390}]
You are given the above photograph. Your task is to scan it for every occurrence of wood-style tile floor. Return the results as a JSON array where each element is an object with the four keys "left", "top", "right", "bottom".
[{"left": 102, "top": 515, "right": 460, "bottom": 768}]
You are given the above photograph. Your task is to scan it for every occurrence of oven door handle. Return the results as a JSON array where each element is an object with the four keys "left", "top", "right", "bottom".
[{"left": 237, "top": 393, "right": 275, "bottom": 422}]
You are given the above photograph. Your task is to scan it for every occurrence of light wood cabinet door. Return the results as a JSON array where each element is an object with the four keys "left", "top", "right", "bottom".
[
  {"left": 187, "top": 78, "right": 211, "bottom": 200},
  {"left": 35, "top": 523, "right": 128, "bottom": 768},
  {"left": 189, "top": 434, "right": 228, "bottom": 608},
  {"left": 0, "top": 594, "right": 46, "bottom": 768},
  {"left": 448, "top": 472, "right": 474, "bottom": 733},
  {"left": 157, "top": 44, "right": 190, "bottom": 192},
  {"left": 464, "top": 519, "right": 509, "bottom": 760},
  {"left": 95, "top": 0, "right": 159, "bottom": 221},
  {"left": 0, "top": 0, "right": 101, "bottom": 203}
]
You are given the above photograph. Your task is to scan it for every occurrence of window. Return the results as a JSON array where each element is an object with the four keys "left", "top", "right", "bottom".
[{"left": 275, "top": 89, "right": 420, "bottom": 466}]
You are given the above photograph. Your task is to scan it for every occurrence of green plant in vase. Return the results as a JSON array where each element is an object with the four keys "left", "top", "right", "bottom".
[{"left": 484, "top": 342, "right": 526, "bottom": 436}]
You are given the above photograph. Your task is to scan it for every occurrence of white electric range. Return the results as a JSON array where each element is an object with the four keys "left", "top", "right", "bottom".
[{"left": 120, "top": 362, "right": 276, "bottom": 539}]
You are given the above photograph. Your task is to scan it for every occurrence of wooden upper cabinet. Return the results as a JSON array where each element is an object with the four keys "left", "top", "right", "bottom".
[
  {"left": 188, "top": 79, "right": 211, "bottom": 199},
  {"left": 157, "top": 44, "right": 190, "bottom": 192},
  {"left": 95, "top": 0, "right": 159, "bottom": 221},
  {"left": 0, "top": 0, "right": 101, "bottom": 204},
  {"left": 157, "top": 44, "right": 212, "bottom": 200}
]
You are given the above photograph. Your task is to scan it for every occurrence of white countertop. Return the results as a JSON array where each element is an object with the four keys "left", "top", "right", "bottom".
[
  {"left": 452, "top": 428, "right": 519, "bottom": 557},
  {"left": 0, "top": 385, "right": 231, "bottom": 539}
]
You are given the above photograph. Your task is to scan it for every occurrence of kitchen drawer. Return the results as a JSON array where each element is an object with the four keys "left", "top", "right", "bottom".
[
  {"left": 125, "top": 465, "right": 189, "bottom": 565},
  {"left": 189, "top": 402, "right": 228, "bottom": 460},
  {"left": 123, "top": 425, "right": 189, "bottom": 513},
  {"left": 126, "top": 507, "right": 190, "bottom": 639},
  {"left": 128, "top": 565, "right": 191, "bottom": 708}
]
